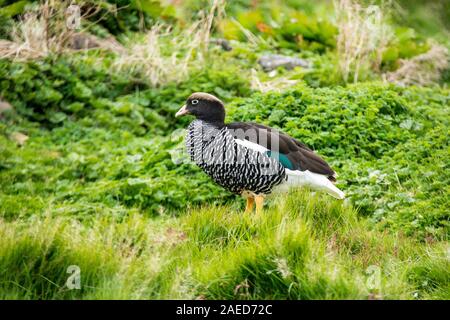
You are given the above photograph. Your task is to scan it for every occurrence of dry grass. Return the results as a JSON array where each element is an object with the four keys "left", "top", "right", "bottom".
[
  {"left": 0, "top": 4, "right": 62, "bottom": 60},
  {"left": 384, "top": 44, "right": 449, "bottom": 86},
  {"left": 0, "top": 0, "right": 226, "bottom": 86},
  {"left": 335, "top": 0, "right": 393, "bottom": 83},
  {"left": 229, "top": 17, "right": 267, "bottom": 47},
  {"left": 0, "top": 1, "right": 70, "bottom": 59},
  {"left": 114, "top": 0, "right": 226, "bottom": 87},
  {"left": 0, "top": 1, "right": 109, "bottom": 60}
]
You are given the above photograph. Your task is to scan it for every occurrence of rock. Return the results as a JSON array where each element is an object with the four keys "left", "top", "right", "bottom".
[
  {"left": 10, "top": 132, "right": 29, "bottom": 146},
  {"left": 210, "top": 38, "right": 232, "bottom": 51},
  {"left": 69, "top": 33, "right": 126, "bottom": 54},
  {"left": 70, "top": 33, "right": 101, "bottom": 50},
  {"left": 258, "top": 54, "right": 311, "bottom": 72},
  {"left": 0, "top": 100, "right": 13, "bottom": 113}
]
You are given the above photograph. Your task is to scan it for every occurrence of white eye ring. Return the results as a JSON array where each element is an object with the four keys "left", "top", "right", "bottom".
[{"left": 191, "top": 99, "right": 199, "bottom": 105}]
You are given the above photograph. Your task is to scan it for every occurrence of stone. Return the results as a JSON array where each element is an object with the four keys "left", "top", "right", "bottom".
[
  {"left": 0, "top": 100, "right": 13, "bottom": 114},
  {"left": 210, "top": 38, "right": 233, "bottom": 51},
  {"left": 258, "top": 54, "right": 311, "bottom": 72},
  {"left": 10, "top": 132, "right": 29, "bottom": 146},
  {"left": 69, "top": 33, "right": 125, "bottom": 54}
]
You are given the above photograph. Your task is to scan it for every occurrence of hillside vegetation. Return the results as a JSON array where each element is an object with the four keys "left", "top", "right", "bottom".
[{"left": 0, "top": 0, "right": 448, "bottom": 299}]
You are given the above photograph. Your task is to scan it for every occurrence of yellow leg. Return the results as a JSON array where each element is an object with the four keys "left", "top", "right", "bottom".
[
  {"left": 255, "top": 195, "right": 265, "bottom": 214},
  {"left": 245, "top": 197, "right": 255, "bottom": 213}
]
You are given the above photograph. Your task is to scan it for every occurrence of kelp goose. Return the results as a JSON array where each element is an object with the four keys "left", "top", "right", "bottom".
[{"left": 176, "top": 92, "right": 345, "bottom": 213}]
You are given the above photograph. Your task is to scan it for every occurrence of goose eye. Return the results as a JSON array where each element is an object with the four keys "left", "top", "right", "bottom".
[{"left": 191, "top": 99, "right": 199, "bottom": 105}]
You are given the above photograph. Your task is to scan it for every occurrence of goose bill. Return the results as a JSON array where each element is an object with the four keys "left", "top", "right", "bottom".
[{"left": 175, "top": 105, "right": 189, "bottom": 117}]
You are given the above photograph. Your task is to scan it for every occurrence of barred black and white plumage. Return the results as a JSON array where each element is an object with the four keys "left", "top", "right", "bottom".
[
  {"left": 186, "top": 120, "right": 286, "bottom": 195},
  {"left": 176, "top": 92, "right": 345, "bottom": 213}
]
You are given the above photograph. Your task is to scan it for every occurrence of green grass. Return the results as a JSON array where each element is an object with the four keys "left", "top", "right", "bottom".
[
  {"left": 0, "top": 189, "right": 448, "bottom": 299},
  {"left": 0, "top": 79, "right": 448, "bottom": 299}
]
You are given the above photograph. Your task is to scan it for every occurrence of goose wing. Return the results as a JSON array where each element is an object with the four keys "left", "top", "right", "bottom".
[{"left": 226, "top": 122, "right": 336, "bottom": 181}]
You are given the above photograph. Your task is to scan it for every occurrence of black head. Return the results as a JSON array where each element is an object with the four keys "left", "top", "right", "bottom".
[{"left": 175, "top": 92, "right": 225, "bottom": 124}]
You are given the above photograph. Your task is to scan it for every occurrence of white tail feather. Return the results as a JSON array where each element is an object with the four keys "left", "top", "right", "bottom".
[{"left": 278, "top": 169, "right": 345, "bottom": 199}]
